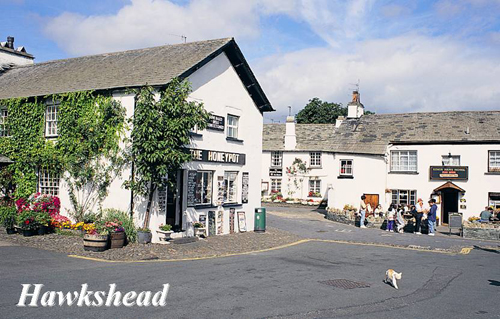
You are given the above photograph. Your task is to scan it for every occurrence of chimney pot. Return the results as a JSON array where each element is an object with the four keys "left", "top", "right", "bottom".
[{"left": 6, "top": 36, "right": 14, "bottom": 49}]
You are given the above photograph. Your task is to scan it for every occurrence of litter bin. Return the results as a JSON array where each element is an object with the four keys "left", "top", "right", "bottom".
[{"left": 254, "top": 207, "right": 266, "bottom": 232}]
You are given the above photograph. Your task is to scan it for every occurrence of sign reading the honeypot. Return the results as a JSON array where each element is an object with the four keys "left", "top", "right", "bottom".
[
  {"left": 207, "top": 114, "right": 225, "bottom": 131},
  {"left": 430, "top": 166, "right": 468, "bottom": 180},
  {"left": 190, "top": 149, "right": 245, "bottom": 165}
]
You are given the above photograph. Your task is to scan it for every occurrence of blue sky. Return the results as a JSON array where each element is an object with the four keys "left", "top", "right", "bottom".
[{"left": 1, "top": 0, "right": 500, "bottom": 121}]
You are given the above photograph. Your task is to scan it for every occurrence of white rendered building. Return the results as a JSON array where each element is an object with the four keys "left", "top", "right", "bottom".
[
  {"left": 262, "top": 92, "right": 500, "bottom": 223},
  {"left": 0, "top": 38, "right": 273, "bottom": 242}
]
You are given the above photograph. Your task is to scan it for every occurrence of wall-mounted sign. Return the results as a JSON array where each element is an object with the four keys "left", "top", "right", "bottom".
[
  {"left": 269, "top": 168, "right": 282, "bottom": 176},
  {"left": 237, "top": 211, "right": 247, "bottom": 232},
  {"left": 217, "top": 176, "right": 224, "bottom": 206},
  {"left": 190, "top": 149, "right": 245, "bottom": 165},
  {"left": 229, "top": 208, "right": 235, "bottom": 234},
  {"left": 460, "top": 204, "right": 467, "bottom": 209},
  {"left": 208, "top": 211, "right": 216, "bottom": 236},
  {"left": 460, "top": 198, "right": 466, "bottom": 203},
  {"left": 241, "top": 172, "right": 249, "bottom": 204},
  {"left": 187, "top": 170, "right": 197, "bottom": 207},
  {"left": 207, "top": 114, "right": 225, "bottom": 131},
  {"left": 430, "top": 166, "right": 468, "bottom": 180}
]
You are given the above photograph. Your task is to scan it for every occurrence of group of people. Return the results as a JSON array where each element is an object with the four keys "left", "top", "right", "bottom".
[
  {"left": 359, "top": 195, "right": 438, "bottom": 236},
  {"left": 480, "top": 206, "right": 500, "bottom": 222}
]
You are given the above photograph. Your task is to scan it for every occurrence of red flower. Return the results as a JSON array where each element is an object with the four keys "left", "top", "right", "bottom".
[{"left": 25, "top": 220, "right": 29, "bottom": 225}]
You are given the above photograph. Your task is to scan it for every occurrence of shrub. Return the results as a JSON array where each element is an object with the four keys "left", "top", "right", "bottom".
[
  {"left": 102, "top": 209, "right": 137, "bottom": 243},
  {"left": 0, "top": 206, "right": 16, "bottom": 229},
  {"left": 159, "top": 224, "right": 172, "bottom": 231},
  {"left": 83, "top": 212, "right": 101, "bottom": 224},
  {"left": 16, "top": 210, "right": 38, "bottom": 230}
]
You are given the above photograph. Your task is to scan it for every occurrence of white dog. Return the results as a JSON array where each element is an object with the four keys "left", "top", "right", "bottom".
[{"left": 385, "top": 269, "right": 402, "bottom": 289}]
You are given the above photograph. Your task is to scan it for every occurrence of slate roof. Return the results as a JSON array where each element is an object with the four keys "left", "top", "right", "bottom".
[
  {"left": 263, "top": 111, "right": 500, "bottom": 155},
  {"left": 0, "top": 38, "right": 273, "bottom": 112}
]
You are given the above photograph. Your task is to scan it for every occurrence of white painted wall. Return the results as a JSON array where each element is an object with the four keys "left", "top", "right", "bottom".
[{"left": 0, "top": 50, "right": 33, "bottom": 66}]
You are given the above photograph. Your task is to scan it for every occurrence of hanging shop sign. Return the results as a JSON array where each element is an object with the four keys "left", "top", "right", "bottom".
[
  {"left": 207, "top": 114, "right": 225, "bottom": 131},
  {"left": 190, "top": 149, "right": 245, "bottom": 165},
  {"left": 269, "top": 168, "right": 282, "bottom": 176},
  {"left": 241, "top": 172, "right": 249, "bottom": 204},
  {"left": 429, "top": 166, "right": 468, "bottom": 180}
]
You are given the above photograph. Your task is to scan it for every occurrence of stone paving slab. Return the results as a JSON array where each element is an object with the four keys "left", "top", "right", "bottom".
[{"left": 0, "top": 226, "right": 301, "bottom": 261}]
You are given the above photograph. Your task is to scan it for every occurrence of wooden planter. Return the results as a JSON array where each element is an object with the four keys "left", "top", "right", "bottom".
[
  {"left": 83, "top": 234, "right": 109, "bottom": 252},
  {"left": 110, "top": 231, "right": 125, "bottom": 249}
]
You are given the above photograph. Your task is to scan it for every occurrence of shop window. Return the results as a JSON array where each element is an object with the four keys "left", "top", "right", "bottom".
[
  {"left": 45, "top": 101, "right": 59, "bottom": 137},
  {"left": 339, "top": 159, "right": 353, "bottom": 176},
  {"left": 390, "top": 150, "right": 417, "bottom": 172},
  {"left": 227, "top": 114, "right": 239, "bottom": 139},
  {"left": 39, "top": 169, "right": 60, "bottom": 196},
  {"left": 0, "top": 108, "right": 9, "bottom": 137},
  {"left": 271, "top": 151, "right": 282, "bottom": 167},
  {"left": 270, "top": 178, "right": 281, "bottom": 193},
  {"left": 223, "top": 171, "right": 238, "bottom": 203},
  {"left": 489, "top": 193, "right": 500, "bottom": 209},
  {"left": 310, "top": 152, "right": 321, "bottom": 167},
  {"left": 442, "top": 155, "right": 460, "bottom": 166},
  {"left": 195, "top": 171, "right": 213, "bottom": 205},
  {"left": 391, "top": 189, "right": 416, "bottom": 205},
  {"left": 489, "top": 151, "right": 500, "bottom": 172},
  {"left": 309, "top": 179, "right": 321, "bottom": 197}
]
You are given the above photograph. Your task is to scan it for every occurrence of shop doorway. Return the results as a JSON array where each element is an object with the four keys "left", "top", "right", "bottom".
[
  {"left": 363, "top": 194, "right": 379, "bottom": 215},
  {"left": 434, "top": 182, "right": 465, "bottom": 225},
  {"left": 166, "top": 170, "right": 184, "bottom": 231}
]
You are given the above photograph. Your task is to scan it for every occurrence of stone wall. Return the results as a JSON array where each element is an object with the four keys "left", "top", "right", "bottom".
[{"left": 463, "top": 227, "right": 500, "bottom": 241}]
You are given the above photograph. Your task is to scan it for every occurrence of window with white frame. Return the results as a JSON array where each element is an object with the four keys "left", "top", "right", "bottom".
[
  {"left": 489, "top": 151, "right": 500, "bottom": 172},
  {"left": 310, "top": 152, "right": 321, "bottom": 167},
  {"left": 270, "top": 178, "right": 281, "bottom": 193},
  {"left": 223, "top": 171, "right": 238, "bottom": 203},
  {"left": 39, "top": 169, "right": 60, "bottom": 196},
  {"left": 391, "top": 189, "right": 417, "bottom": 205},
  {"left": 339, "top": 159, "right": 353, "bottom": 176},
  {"left": 489, "top": 193, "right": 500, "bottom": 209},
  {"left": 309, "top": 179, "right": 321, "bottom": 196},
  {"left": 227, "top": 114, "right": 239, "bottom": 139},
  {"left": 195, "top": 171, "right": 213, "bottom": 205},
  {"left": 45, "top": 101, "right": 59, "bottom": 137},
  {"left": 442, "top": 155, "right": 460, "bottom": 166},
  {"left": 271, "top": 151, "right": 282, "bottom": 167},
  {"left": 0, "top": 108, "right": 9, "bottom": 137},
  {"left": 390, "top": 150, "right": 417, "bottom": 172}
]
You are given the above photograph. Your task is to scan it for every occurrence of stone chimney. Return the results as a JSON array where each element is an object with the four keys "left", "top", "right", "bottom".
[
  {"left": 347, "top": 90, "right": 364, "bottom": 119},
  {"left": 335, "top": 116, "right": 345, "bottom": 128},
  {"left": 284, "top": 116, "right": 296, "bottom": 150},
  {"left": 0, "top": 36, "right": 34, "bottom": 66}
]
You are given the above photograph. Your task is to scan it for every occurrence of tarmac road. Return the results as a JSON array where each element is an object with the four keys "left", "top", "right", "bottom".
[{"left": 0, "top": 207, "right": 499, "bottom": 318}]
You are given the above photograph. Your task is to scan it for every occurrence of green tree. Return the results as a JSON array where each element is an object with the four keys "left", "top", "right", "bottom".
[
  {"left": 57, "top": 91, "right": 127, "bottom": 221},
  {"left": 296, "top": 98, "right": 346, "bottom": 124},
  {"left": 127, "top": 78, "right": 210, "bottom": 228},
  {"left": 296, "top": 97, "right": 374, "bottom": 124}
]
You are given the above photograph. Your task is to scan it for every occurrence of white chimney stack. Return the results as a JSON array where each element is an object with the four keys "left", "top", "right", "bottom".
[
  {"left": 335, "top": 116, "right": 345, "bottom": 128},
  {"left": 0, "top": 36, "right": 34, "bottom": 66},
  {"left": 284, "top": 116, "right": 296, "bottom": 150},
  {"left": 347, "top": 90, "right": 364, "bottom": 119}
]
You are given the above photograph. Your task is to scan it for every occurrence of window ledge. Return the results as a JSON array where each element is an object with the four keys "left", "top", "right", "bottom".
[
  {"left": 226, "top": 137, "right": 243, "bottom": 143},
  {"left": 189, "top": 203, "right": 243, "bottom": 209},
  {"left": 309, "top": 166, "right": 322, "bottom": 169},
  {"left": 189, "top": 132, "right": 203, "bottom": 138},
  {"left": 337, "top": 175, "right": 354, "bottom": 179},
  {"left": 485, "top": 172, "right": 500, "bottom": 175},
  {"left": 388, "top": 171, "right": 419, "bottom": 175}
]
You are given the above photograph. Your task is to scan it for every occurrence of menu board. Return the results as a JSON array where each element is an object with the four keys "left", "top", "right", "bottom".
[
  {"left": 208, "top": 211, "right": 216, "bottom": 236},
  {"left": 237, "top": 212, "right": 247, "bottom": 232},
  {"left": 187, "top": 170, "right": 197, "bottom": 207},
  {"left": 217, "top": 210, "right": 223, "bottom": 234},
  {"left": 229, "top": 208, "right": 235, "bottom": 234},
  {"left": 207, "top": 114, "right": 225, "bottom": 131},
  {"left": 217, "top": 176, "right": 224, "bottom": 205},
  {"left": 241, "top": 172, "right": 249, "bottom": 204}
]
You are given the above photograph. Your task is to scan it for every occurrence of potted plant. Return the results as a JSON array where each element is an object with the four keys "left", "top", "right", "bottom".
[
  {"left": 157, "top": 224, "right": 173, "bottom": 243},
  {"left": 193, "top": 222, "right": 205, "bottom": 237},
  {"left": 137, "top": 227, "right": 152, "bottom": 244},
  {"left": 17, "top": 210, "right": 38, "bottom": 237},
  {"left": 0, "top": 206, "right": 17, "bottom": 234},
  {"left": 105, "top": 220, "right": 125, "bottom": 249},
  {"left": 83, "top": 221, "right": 109, "bottom": 252},
  {"left": 35, "top": 212, "right": 51, "bottom": 235}
]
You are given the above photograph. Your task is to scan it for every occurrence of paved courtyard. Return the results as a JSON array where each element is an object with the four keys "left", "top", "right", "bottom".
[{"left": 0, "top": 205, "right": 499, "bottom": 319}]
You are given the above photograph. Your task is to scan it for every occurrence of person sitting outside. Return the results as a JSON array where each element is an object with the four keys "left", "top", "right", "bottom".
[{"left": 480, "top": 207, "right": 493, "bottom": 223}]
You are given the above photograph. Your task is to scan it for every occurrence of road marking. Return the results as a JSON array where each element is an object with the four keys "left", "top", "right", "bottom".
[
  {"left": 334, "top": 229, "right": 352, "bottom": 233},
  {"left": 68, "top": 238, "right": 474, "bottom": 263}
]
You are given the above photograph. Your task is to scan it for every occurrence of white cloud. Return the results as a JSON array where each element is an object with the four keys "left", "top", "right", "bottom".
[{"left": 256, "top": 34, "right": 500, "bottom": 119}]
